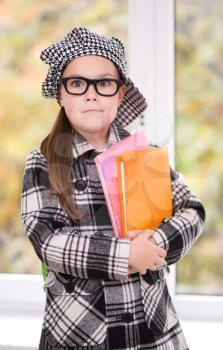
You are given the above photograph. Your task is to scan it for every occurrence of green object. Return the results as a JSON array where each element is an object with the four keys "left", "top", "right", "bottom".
[{"left": 41, "top": 262, "right": 48, "bottom": 292}]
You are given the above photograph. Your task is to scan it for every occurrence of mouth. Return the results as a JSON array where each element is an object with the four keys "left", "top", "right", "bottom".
[{"left": 82, "top": 109, "right": 103, "bottom": 113}]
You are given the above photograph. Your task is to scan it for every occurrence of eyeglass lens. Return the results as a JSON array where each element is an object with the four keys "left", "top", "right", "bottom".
[{"left": 65, "top": 78, "right": 120, "bottom": 96}]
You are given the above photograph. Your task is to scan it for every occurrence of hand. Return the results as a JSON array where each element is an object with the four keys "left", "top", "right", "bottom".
[
  {"left": 127, "top": 230, "right": 147, "bottom": 274},
  {"left": 127, "top": 230, "right": 167, "bottom": 275},
  {"left": 127, "top": 229, "right": 155, "bottom": 274},
  {"left": 127, "top": 229, "right": 154, "bottom": 274}
]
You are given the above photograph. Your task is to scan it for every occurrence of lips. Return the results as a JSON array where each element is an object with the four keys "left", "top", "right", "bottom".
[{"left": 82, "top": 109, "right": 102, "bottom": 113}]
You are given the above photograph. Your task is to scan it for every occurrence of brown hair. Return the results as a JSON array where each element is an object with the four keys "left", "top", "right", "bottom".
[{"left": 40, "top": 107, "right": 85, "bottom": 222}]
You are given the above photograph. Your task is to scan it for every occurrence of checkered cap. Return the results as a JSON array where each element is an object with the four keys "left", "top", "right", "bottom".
[{"left": 40, "top": 27, "right": 147, "bottom": 127}]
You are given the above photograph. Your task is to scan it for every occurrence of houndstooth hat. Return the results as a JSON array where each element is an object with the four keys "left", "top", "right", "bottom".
[{"left": 40, "top": 27, "right": 147, "bottom": 127}]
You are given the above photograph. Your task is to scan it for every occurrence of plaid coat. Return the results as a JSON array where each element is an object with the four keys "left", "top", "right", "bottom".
[{"left": 21, "top": 123, "right": 205, "bottom": 350}]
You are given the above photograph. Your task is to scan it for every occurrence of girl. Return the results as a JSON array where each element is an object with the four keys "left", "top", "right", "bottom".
[{"left": 21, "top": 27, "right": 205, "bottom": 350}]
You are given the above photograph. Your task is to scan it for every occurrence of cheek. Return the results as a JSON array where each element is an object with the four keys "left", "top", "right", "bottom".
[
  {"left": 104, "top": 97, "right": 120, "bottom": 113},
  {"left": 62, "top": 97, "right": 80, "bottom": 117},
  {"left": 106, "top": 99, "right": 120, "bottom": 121},
  {"left": 60, "top": 88, "right": 78, "bottom": 111}
]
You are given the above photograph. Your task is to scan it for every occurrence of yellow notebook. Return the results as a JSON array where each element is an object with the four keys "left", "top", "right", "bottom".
[{"left": 116, "top": 147, "right": 172, "bottom": 238}]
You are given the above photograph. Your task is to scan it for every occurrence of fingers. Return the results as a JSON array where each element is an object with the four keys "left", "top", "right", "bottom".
[
  {"left": 127, "top": 229, "right": 168, "bottom": 275},
  {"left": 150, "top": 263, "right": 158, "bottom": 271},
  {"left": 127, "top": 230, "right": 141, "bottom": 240},
  {"left": 146, "top": 235, "right": 167, "bottom": 258},
  {"left": 158, "top": 248, "right": 167, "bottom": 258},
  {"left": 155, "top": 256, "right": 167, "bottom": 267},
  {"left": 148, "top": 236, "right": 156, "bottom": 244},
  {"left": 127, "top": 229, "right": 154, "bottom": 241},
  {"left": 144, "top": 229, "right": 154, "bottom": 238},
  {"left": 150, "top": 259, "right": 167, "bottom": 271}
]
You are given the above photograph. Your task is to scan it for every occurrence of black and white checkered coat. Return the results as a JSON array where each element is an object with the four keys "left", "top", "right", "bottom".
[{"left": 21, "top": 123, "right": 205, "bottom": 349}]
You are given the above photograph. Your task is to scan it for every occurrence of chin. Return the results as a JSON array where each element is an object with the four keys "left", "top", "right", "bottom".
[{"left": 86, "top": 120, "right": 110, "bottom": 129}]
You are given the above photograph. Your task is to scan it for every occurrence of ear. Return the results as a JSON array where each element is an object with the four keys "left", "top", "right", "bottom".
[{"left": 118, "top": 85, "right": 127, "bottom": 105}]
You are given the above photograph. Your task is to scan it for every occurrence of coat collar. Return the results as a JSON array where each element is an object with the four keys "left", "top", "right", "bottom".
[{"left": 72, "top": 122, "right": 130, "bottom": 160}]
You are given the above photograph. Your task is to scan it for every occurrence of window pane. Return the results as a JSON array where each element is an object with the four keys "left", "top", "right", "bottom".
[
  {"left": 0, "top": 0, "right": 127, "bottom": 274},
  {"left": 176, "top": 1, "right": 223, "bottom": 295}
]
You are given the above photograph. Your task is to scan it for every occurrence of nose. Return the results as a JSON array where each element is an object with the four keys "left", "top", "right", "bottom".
[{"left": 84, "top": 83, "right": 98, "bottom": 101}]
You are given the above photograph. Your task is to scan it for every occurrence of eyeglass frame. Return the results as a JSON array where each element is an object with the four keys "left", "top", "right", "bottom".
[{"left": 60, "top": 76, "right": 125, "bottom": 97}]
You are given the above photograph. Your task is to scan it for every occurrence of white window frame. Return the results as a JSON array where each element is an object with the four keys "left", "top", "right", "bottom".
[
  {"left": 0, "top": 0, "right": 222, "bottom": 336},
  {"left": 127, "top": 0, "right": 223, "bottom": 322}
]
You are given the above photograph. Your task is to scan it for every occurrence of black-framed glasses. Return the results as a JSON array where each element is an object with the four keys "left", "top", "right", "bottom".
[{"left": 60, "top": 76, "right": 124, "bottom": 97}]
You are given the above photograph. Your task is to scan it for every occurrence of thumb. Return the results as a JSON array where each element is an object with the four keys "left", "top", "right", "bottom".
[
  {"left": 144, "top": 229, "right": 155, "bottom": 238},
  {"left": 126, "top": 230, "right": 141, "bottom": 240}
]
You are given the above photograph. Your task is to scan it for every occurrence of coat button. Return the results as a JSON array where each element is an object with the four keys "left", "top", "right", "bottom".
[
  {"left": 121, "top": 312, "right": 134, "bottom": 323},
  {"left": 74, "top": 179, "right": 88, "bottom": 191}
]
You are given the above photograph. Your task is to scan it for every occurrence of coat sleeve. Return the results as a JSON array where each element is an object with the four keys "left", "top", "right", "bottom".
[
  {"left": 21, "top": 149, "right": 130, "bottom": 281},
  {"left": 153, "top": 168, "right": 206, "bottom": 266}
]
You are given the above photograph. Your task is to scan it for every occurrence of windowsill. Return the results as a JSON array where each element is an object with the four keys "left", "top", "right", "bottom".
[
  {"left": 0, "top": 313, "right": 222, "bottom": 350},
  {"left": 0, "top": 312, "right": 42, "bottom": 350},
  {"left": 181, "top": 319, "right": 223, "bottom": 350},
  {"left": 0, "top": 274, "right": 45, "bottom": 350},
  {"left": 1, "top": 275, "right": 223, "bottom": 349}
]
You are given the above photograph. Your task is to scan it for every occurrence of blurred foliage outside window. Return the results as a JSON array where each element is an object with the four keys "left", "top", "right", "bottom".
[
  {"left": 176, "top": 0, "right": 223, "bottom": 295},
  {"left": 0, "top": 0, "right": 128, "bottom": 274},
  {"left": 1, "top": 0, "right": 222, "bottom": 297}
]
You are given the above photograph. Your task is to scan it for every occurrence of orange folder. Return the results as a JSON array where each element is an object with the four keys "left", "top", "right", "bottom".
[{"left": 116, "top": 147, "right": 173, "bottom": 238}]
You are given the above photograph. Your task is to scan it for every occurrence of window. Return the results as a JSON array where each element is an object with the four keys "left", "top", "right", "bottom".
[
  {"left": 0, "top": 0, "right": 128, "bottom": 274},
  {"left": 1, "top": 0, "right": 223, "bottom": 335},
  {"left": 175, "top": 0, "right": 223, "bottom": 297},
  {"left": 128, "top": 0, "right": 223, "bottom": 324}
]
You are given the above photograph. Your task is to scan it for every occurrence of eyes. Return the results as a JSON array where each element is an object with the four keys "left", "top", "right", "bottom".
[
  {"left": 70, "top": 79, "right": 83, "bottom": 88},
  {"left": 61, "top": 76, "right": 124, "bottom": 96},
  {"left": 97, "top": 80, "right": 112, "bottom": 88},
  {"left": 70, "top": 79, "right": 113, "bottom": 88}
]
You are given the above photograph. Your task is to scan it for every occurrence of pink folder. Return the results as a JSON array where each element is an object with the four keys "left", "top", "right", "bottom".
[{"left": 95, "top": 130, "right": 148, "bottom": 238}]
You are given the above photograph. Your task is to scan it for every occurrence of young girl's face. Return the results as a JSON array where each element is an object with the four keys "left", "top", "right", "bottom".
[{"left": 59, "top": 55, "right": 126, "bottom": 137}]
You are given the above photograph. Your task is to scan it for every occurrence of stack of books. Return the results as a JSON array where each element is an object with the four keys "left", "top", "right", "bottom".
[{"left": 95, "top": 130, "right": 172, "bottom": 239}]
